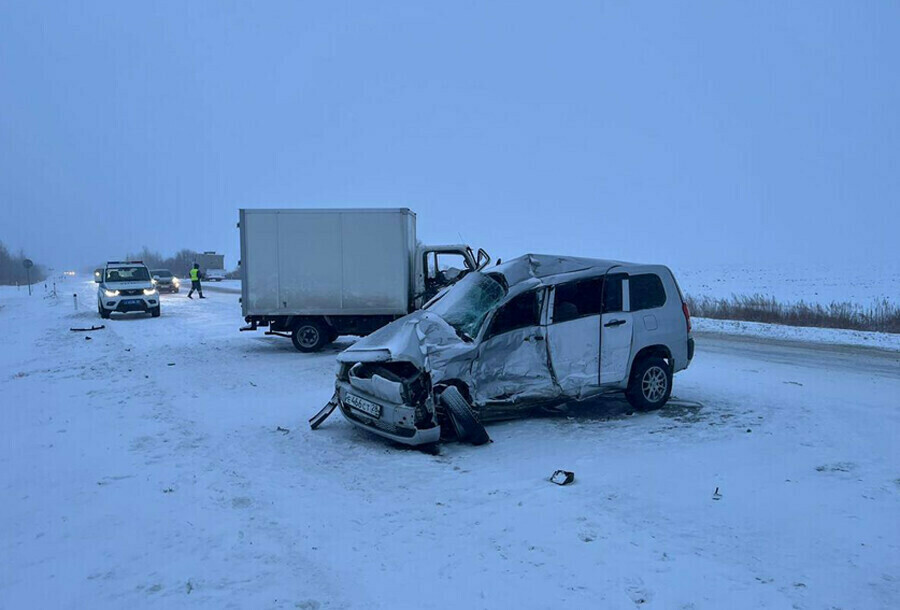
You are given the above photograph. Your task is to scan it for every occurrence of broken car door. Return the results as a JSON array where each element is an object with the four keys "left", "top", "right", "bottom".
[
  {"left": 546, "top": 277, "right": 603, "bottom": 398},
  {"left": 471, "top": 288, "right": 559, "bottom": 409},
  {"left": 599, "top": 274, "right": 633, "bottom": 385}
]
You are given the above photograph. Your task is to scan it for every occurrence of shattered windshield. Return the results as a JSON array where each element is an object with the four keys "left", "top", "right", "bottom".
[{"left": 425, "top": 272, "right": 507, "bottom": 340}]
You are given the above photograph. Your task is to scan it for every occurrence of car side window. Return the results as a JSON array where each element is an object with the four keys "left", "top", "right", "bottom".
[
  {"left": 603, "top": 274, "right": 625, "bottom": 313},
  {"left": 552, "top": 278, "right": 603, "bottom": 323},
  {"left": 629, "top": 274, "right": 666, "bottom": 311},
  {"left": 486, "top": 290, "right": 542, "bottom": 339}
]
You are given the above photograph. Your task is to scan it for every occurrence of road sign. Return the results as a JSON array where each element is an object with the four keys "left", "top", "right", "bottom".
[{"left": 23, "top": 259, "right": 34, "bottom": 295}]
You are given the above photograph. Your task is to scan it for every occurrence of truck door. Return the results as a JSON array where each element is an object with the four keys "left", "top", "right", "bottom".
[
  {"left": 600, "top": 274, "right": 633, "bottom": 385},
  {"left": 471, "top": 289, "right": 559, "bottom": 408},
  {"left": 423, "top": 250, "right": 471, "bottom": 301}
]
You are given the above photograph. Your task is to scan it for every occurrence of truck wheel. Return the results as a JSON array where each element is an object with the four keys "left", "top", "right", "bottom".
[
  {"left": 98, "top": 300, "right": 111, "bottom": 319},
  {"left": 292, "top": 319, "right": 328, "bottom": 352},
  {"left": 626, "top": 356, "right": 673, "bottom": 411},
  {"left": 439, "top": 386, "right": 490, "bottom": 446},
  {"left": 150, "top": 305, "right": 161, "bottom": 318}
]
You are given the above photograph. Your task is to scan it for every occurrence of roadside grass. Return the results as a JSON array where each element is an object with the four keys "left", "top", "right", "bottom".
[{"left": 684, "top": 294, "right": 900, "bottom": 334}]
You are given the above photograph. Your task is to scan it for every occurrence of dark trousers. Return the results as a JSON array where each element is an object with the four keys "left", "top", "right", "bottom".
[{"left": 188, "top": 280, "right": 202, "bottom": 296}]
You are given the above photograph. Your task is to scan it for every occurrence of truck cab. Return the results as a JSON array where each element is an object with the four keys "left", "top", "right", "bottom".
[{"left": 418, "top": 245, "right": 490, "bottom": 305}]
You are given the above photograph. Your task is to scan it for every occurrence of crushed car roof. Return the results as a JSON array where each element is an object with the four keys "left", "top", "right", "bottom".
[{"left": 492, "top": 254, "right": 630, "bottom": 289}]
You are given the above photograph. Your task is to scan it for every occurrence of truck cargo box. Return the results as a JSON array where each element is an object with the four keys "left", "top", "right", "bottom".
[{"left": 239, "top": 208, "right": 416, "bottom": 317}]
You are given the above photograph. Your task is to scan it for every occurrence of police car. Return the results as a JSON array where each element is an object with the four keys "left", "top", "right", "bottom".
[{"left": 95, "top": 261, "right": 160, "bottom": 319}]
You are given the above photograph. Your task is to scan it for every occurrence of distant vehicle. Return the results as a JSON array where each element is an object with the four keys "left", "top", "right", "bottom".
[
  {"left": 205, "top": 268, "right": 226, "bottom": 282},
  {"left": 314, "top": 254, "right": 694, "bottom": 447},
  {"left": 150, "top": 269, "right": 180, "bottom": 293},
  {"left": 239, "top": 208, "right": 490, "bottom": 352},
  {"left": 95, "top": 261, "right": 160, "bottom": 319},
  {"left": 93, "top": 268, "right": 102, "bottom": 282},
  {"left": 196, "top": 252, "right": 225, "bottom": 282}
]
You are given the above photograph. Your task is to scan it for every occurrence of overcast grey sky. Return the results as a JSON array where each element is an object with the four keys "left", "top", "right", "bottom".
[{"left": 1, "top": 1, "right": 897, "bottom": 271}]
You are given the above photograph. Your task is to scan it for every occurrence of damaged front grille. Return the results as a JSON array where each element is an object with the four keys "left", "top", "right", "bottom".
[{"left": 347, "top": 362, "right": 430, "bottom": 406}]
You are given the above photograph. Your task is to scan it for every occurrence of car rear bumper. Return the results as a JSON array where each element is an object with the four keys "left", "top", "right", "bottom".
[{"left": 336, "top": 381, "right": 440, "bottom": 446}]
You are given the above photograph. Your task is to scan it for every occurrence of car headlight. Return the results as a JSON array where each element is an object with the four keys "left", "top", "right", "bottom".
[
  {"left": 172, "top": 278, "right": 180, "bottom": 285},
  {"left": 143, "top": 288, "right": 158, "bottom": 296},
  {"left": 104, "top": 289, "right": 120, "bottom": 297}
]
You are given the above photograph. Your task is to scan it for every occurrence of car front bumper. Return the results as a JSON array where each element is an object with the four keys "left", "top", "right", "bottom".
[
  {"left": 335, "top": 381, "right": 440, "bottom": 446},
  {"left": 102, "top": 296, "right": 159, "bottom": 312}
]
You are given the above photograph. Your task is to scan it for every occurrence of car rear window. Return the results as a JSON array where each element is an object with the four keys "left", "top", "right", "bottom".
[{"left": 629, "top": 274, "right": 666, "bottom": 311}]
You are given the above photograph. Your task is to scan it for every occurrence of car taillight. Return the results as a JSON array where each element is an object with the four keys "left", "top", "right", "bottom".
[{"left": 682, "top": 302, "right": 692, "bottom": 333}]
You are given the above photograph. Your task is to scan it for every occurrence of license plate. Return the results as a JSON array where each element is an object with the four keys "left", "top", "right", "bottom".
[
  {"left": 123, "top": 299, "right": 142, "bottom": 305},
  {"left": 344, "top": 393, "right": 382, "bottom": 418}
]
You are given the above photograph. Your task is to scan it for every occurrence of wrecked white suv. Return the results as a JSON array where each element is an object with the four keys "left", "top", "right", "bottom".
[{"left": 311, "top": 254, "right": 694, "bottom": 446}]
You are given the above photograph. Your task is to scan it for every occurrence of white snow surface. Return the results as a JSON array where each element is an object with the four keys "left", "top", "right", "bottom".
[
  {"left": 2, "top": 277, "right": 899, "bottom": 608},
  {"left": 694, "top": 317, "right": 900, "bottom": 352},
  {"left": 675, "top": 262, "right": 900, "bottom": 307}
]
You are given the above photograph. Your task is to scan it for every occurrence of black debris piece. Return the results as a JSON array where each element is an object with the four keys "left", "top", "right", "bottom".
[{"left": 550, "top": 470, "right": 575, "bottom": 486}]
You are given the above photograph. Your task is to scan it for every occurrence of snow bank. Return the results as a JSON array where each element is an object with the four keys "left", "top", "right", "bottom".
[{"left": 694, "top": 316, "right": 900, "bottom": 352}]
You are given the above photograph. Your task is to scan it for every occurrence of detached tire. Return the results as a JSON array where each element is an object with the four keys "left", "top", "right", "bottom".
[
  {"left": 291, "top": 319, "right": 328, "bottom": 352},
  {"left": 626, "top": 356, "right": 673, "bottom": 411},
  {"left": 440, "top": 386, "right": 490, "bottom": 446}
]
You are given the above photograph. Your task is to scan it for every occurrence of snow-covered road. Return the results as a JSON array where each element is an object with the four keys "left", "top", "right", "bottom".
[{"left": 2, "top": 279, "right": 898, "bottom": 609}]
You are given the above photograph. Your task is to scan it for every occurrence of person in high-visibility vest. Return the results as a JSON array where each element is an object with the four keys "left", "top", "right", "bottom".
[{"left": 187, "top": 263, "right": 205, "bottom": 299}]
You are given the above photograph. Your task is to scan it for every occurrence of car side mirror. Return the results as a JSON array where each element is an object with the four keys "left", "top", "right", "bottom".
[{"left": 476, "top": 248, "right": 491, "bottom": 270}]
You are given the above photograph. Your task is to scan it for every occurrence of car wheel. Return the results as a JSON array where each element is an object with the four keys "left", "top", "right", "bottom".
[
  {"left": 439, "top": 386, "right": 490, "bottom": 446},
  {"left": 98, "top": 300, "right": 111, "bottom": 319},
  {"left": 291, "top": 319, "right": 328, "bottom": 352},
  {"left": 626, "top": 356, "right": 673, "bottom": 411},
  {"left": 150, "top": 305, "right": 161, "bottom": 318}
]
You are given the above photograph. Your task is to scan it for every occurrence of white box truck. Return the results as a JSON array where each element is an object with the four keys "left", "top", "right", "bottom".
[
  {"left": 238, "top": 208, "right": 489, "bottom": 351},
  {"left": 196, "top": 251, "right": 226, "bottom": 281}
]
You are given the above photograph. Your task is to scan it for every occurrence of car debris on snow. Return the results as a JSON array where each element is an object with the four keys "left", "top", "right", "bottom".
[
  {"left": 550, "top": 470, "right": 575, "bottom": 486},
  {"left": 69, "top": 325, "right": 105, "bottom": 332}
]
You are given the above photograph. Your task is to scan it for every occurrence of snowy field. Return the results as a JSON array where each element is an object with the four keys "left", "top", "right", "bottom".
[
  {"left": 674, "top": 262, "right": 900, "bottom": 308},
  {"left": 2, "top": 277, "right": 899, "bottom": 609}
]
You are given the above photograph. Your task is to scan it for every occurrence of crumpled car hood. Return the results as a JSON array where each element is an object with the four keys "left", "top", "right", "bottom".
[{"left": 336, "top": 311, "right": 467, "bottom": 374}]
